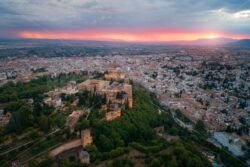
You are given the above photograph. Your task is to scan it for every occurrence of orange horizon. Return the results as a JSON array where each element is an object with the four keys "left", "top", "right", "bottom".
[{"left": 19, "top": 31, "right": 250, "bottom": 42}]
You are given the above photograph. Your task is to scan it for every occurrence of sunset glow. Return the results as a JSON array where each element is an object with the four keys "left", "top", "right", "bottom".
[
  {"left": 19, "top": 31, "right": 250, "bottom": 42},
  {"left": 1, "top": 0, "right": 250, "bottom": 41}
]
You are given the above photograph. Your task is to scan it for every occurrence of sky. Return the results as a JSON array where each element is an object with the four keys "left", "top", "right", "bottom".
[{"left": 1, "top": 0, "right": 250, "bottom": 42}]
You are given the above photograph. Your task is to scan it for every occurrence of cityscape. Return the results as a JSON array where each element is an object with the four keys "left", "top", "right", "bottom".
[{"left": 0, "top": 0, "right": 250, "bottom": 167}]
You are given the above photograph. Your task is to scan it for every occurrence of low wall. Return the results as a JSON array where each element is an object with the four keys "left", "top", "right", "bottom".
[{"left": 50, "top": 139, "right": 82, "bottom": 157}]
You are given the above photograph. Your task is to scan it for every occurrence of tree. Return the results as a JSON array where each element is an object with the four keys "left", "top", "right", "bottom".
[
  {"left": 29, "top": 159, "right": 39, "bottom": 167},
  {"left": 124, "top": 99, "right": 129, "bottom": 110},
  {"left": 33, "top": 102, "right": 43, "bottom": 116},
  {"left": 39, "top": 115, "right": 50, "bottom": 132},
  {"left": 18, "top": 105, "right": 34, "bottom": 126},
  {"left": 91, "top": 94, "right": 103, "bottom": 109},
  {"left": 78, "top": 90, "right": 89, "bottom": 106},
  {"left": 3, "top": 101, "right": 25, "bottom": 114},
  {"left": 111, "top": 158, "right": 134, "bottom": 167},
  {"left": 168, "top": 160, "right": 178, "bottom": 167},
  {"left": 187, "top": 156, "right": 205, "bottom": 167},
  {"left": 42, "top": 104, "right": 54, "bottom": 116},
  {"left": 76, "top": 120, "right": 90, "bottom": 131},
  {"left": 195, "top": 120, "right": 206, "bottom": 133},
  {"left": 7, "top": 103, "right": 34, "bottom": 132},
  {"left": 98, "top": 134, "right": 114, "bottom": 152},
  {"left": 149, "top": 158, "right": 161, "bottom": 167},
  {"left": 7, "top": 111, "right": 24, "bottom": 132}
]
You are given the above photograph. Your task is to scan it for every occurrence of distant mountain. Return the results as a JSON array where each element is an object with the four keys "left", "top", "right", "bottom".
[
  {"left": 195, "top": 37, "right": 237, "bottom": 45},
  {"left": 229, "top": 39, "right": 250, "bottom": 47},
  {"left": 173, "top": 37, "right": 237, "bottom": 46},
  {"left": 161, "top": 37, "right": 237, "bottom": 46},
  {"left": 1, "top": 38, "right": 250, "bottom": 48}
]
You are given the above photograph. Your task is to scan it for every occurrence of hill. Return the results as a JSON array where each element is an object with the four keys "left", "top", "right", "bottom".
[
  {"left": 229, "top": 39, "right": 250, "bottom": 47},
  {"left": 171, "top": 38, "right": 237, "bottom": 46}
]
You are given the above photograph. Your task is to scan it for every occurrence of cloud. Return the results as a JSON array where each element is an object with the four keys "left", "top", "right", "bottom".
[
  {"left": 233, "top": 10, "right": 250, "bottom": 19},
  {"left": 215, "top": 8, "right": 250, "bottom": 19},
  {"left": 0, "top": 0, "right": 250, "bottom": 38}
]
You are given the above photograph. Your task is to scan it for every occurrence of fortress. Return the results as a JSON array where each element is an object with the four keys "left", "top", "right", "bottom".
[
  {"left": 104, "top": 71, "right": 125, "bottom": 81},
  {"left": 78, "top": 79, "right": 133, "bottom": 121},
  {"left": 49, "top": 72, "right": 133, "bottom": 159},
  {"left": 50, "top": 129, "right": 93, "bottom": 157}
]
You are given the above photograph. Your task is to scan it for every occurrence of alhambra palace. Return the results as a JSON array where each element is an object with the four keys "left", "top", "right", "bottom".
[
  {"left": 49, "top": 71, "right": 133, "bottom": 163},
  {"left": 78, "top": 78, "right": 133, "bottom": 120}
]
